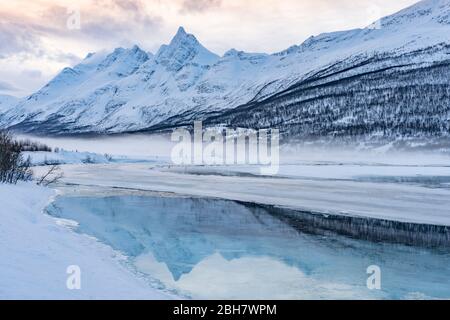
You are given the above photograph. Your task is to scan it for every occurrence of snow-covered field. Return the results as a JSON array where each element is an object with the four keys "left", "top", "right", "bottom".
[{"left": 0, "top": 182, "right": 172, "bottom": 299}]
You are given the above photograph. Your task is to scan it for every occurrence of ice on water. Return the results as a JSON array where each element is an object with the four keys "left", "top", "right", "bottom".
[{"left": 47, "top": 195, "right": 450, "bottom": 299}]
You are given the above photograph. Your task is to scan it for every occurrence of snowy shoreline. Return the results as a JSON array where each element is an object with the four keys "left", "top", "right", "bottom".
[{"left": 0, "top": 182, "right": 173, "bottom": 299}]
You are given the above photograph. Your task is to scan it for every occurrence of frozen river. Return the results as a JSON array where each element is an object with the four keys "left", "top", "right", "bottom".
[
  {"left": 44, "top": 162, "right": 450, "bottom": 226},
  {"left": 46, "top": 192, "right": 450, "bottom": 299},
  {"left": 38, "top": 159, "right": 450, "bottom": 299}
]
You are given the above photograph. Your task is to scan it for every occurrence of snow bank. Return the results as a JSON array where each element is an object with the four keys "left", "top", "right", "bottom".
[
  {"left": 23, "top": 150, "right": 112, "bottom": 166},
  {"left": 23, "top": 150, "right": 165, "bottom": 166},
  {"left": 0, "top": 182, "right": 171, "bottom": 299}
]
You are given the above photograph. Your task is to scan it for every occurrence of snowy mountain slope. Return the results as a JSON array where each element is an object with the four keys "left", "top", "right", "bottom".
[
  {"left": 0, "top": 94, "right": 19, "bottom": 113},
  {"left": 203, "top": 45, "right": 450, "bottom": 148},
  {"left": 0, "top": 0, "right": 449, "bottom": 143}
]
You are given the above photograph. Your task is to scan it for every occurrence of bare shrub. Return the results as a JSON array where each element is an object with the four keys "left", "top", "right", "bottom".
[
  {"left": 0, "top": 131, "right": 33, "bottom": 184},
  {"left": 82, "top": 155, "right": 95, "bottom": 164},
  {"left": 37, "top": 164, "right": 63, "bottom": 186}
]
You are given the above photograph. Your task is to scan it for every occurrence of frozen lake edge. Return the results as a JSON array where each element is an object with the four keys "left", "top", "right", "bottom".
[
  {"left": 39, "top": 161, "right": 450, "bottom": 248},
  {"left": 51, "top": 182, "right": 450, "bottom": 249},
  {"left": 45, "top": 192, "right": 450, "bottom": 299}
]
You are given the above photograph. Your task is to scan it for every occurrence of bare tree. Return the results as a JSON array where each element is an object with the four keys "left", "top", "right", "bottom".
[{"left": 37, "top": 164, "right": 64, "bottom": 186}]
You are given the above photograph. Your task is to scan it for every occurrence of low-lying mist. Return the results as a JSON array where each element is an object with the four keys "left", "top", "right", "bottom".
[{"left": 17, "top": 133, "right": 450, "bottom": 166}]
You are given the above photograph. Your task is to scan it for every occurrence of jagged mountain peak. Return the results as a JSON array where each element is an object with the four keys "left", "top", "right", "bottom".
[
  {"left": 167, "top": 26, "right": 201, "bottom": 49},
  {"left": 173, "top": 26, "right": 189, "bottom": 39},
  {"left": 156, "top": 26, "right": 219, "bottom": 71},
  {"left": 1, "top": 0, "right": 449, "bottom": 142},
  {"left": 84, "top": 52, "right": 95, "bottom": 60},
  {"left": 97, "top": 45, "right": 149, "bottom": 71},
  {"left": 26, "top": 44, "right": 150, "bottom": 102}
]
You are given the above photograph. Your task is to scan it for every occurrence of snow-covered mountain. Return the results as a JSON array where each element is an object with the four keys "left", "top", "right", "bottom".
[
  {"left": 0, "top": 95, "right": 19, "bottom": 113},
  {"left": 1, "top": 0, "right": 449, "bottom": 147}
]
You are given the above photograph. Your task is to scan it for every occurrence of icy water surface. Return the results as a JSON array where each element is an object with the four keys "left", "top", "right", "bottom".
[{"left": 47, "top": 195, "right": 450, "bottom": 299}]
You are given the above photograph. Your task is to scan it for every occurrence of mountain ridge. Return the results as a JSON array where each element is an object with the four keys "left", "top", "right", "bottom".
[{"left": 1, "top": 0, "right": 449, "bottom": 149}]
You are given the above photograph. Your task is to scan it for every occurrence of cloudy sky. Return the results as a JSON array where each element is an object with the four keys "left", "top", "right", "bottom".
[{"left": 0, "top": 0, "right": 419, "bottom": 97}]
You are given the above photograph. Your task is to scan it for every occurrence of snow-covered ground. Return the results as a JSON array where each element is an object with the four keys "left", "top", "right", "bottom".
[
  {"left": 23, "top": 150, "right": 166, "bottom": 166},
  {"left": 24, "top": 150, "right": 112, "bottom": 166},
  {"left": 41, "top": 162, "right": 450, "bottom": 226},
  {"left": 0, "top": 182, "right": 172, "bottom": 299}
]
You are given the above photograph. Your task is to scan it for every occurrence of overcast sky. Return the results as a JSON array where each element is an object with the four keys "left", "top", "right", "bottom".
[{"left": 0, "top": 0, "right": 419, "bottom": 97}]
